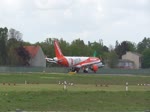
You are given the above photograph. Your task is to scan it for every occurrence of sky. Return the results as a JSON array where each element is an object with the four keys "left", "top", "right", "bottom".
[{"left": 0, "top": 0, "right": 150, "bottom": 46}]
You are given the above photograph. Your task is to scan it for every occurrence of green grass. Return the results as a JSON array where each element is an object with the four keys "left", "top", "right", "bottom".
[
  {"left": 0, "top": 91, "right": 149, "bottom": 111},
  {"left": 0, "top": 73, "right": 149, "bottom": 111},
  {"left": 0, "top": 72, "right": 150, "bottom": 85},
  {"left": 0, "top": 84, "right": 149, "bottom": 92}
]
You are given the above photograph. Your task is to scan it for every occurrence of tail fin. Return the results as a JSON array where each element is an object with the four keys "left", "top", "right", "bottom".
[{"left": 54, "top": 40, "right": 64, "bottom": 58}]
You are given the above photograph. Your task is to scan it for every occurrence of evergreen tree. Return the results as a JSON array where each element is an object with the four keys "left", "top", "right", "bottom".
[{"left": 115, "top": 41, "right": 136, "bottom": 59}]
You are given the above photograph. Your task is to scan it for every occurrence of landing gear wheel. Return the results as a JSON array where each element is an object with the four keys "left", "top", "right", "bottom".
[
  {"left": 83, "top": 70, "right": 88, "bottom": 73},
  {"left": 83, "top": 67, "right": 88, "bottom": 73},
  {"left": 70, "top": 68, "right": 79, "bottom": 73}
]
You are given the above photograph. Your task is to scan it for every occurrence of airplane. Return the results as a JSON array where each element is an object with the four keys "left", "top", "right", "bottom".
[{"left": 45, "top": 40, "right": 103, "bottom": 73}]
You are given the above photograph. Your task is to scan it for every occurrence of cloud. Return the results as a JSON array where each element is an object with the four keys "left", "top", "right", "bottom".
[
  {"left": 63, "top": 9, "right": 72, "bottom": 18},
  {"left": 34, "top": 0, "right": 72, "bottom": 10},
  {"left": 0, "top": 0, "right": 23, "bottom": 11},
  {"left": 0, "top": 0, "right": 150, "bottom": 46}
]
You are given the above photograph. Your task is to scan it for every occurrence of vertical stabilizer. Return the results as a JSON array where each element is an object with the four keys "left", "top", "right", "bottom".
[{"left": 54, "top": 40, "right": 64, "bottom": 58}]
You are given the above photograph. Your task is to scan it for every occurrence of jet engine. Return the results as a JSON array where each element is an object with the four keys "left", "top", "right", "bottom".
[{"left": 90, "top": 64, "right": 98, "bottom": 73}]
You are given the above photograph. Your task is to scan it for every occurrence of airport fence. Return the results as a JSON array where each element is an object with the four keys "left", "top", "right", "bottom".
[
  {"left": 0, "top": 66, "right": 44, "bottom": 73},
  {"left": 0, "top": 66, "right": 67, "bottom": 73},
  {"left": 97, "top": 68, "right": 150, "bottom": 75},
  {"left": 0, "top": 66, "right": 150, "bottom": 75}
]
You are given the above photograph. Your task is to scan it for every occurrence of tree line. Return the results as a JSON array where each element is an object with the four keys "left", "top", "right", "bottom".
[
  {"left": 0, "top": 27, "right": 150, "bottom": 68},
  {"left": 0, "top": 27, "right": 31, "bottom": 66}
]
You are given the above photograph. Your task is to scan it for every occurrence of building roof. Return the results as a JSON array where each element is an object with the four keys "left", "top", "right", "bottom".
[{"left": 24, "top": 46, "right": 40, "bottom": 58}]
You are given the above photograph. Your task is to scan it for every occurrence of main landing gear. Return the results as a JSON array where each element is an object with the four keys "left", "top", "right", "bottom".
[
  {"left": 83, "top": 67, "right": 89, "bottom": 73},
  {"left": 69, "top": 68, "right": 80, "bottom": 73}
]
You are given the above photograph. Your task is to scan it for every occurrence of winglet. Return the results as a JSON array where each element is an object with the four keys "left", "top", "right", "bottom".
[
  {"left": 54, "top": 40, "right": 64, "bottom": 58},
  {"left": 93, "top": 51, "right": 97, "bottom": 57}
]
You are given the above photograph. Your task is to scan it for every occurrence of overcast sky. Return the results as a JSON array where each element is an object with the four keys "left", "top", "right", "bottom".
[{"left": 0, "top": 0, "right": 150, "bottom": 46}]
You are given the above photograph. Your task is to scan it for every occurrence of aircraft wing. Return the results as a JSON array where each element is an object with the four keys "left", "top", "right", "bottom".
[{"left": 74, "top": 61, "right": 101, "bottom": 68}]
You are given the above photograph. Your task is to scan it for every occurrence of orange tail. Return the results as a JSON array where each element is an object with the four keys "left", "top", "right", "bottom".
[{"left": 54, "top": 40, "right": 64, "bottom": 58}]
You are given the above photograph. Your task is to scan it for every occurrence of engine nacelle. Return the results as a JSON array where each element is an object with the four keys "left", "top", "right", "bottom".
[{"left": 91, "top": 64, "right": 98, "bottom": 72}]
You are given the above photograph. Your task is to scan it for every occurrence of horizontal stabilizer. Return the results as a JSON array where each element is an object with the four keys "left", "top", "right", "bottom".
[{"left": 45, "top": 57, "right": 57, "bottom": 63}]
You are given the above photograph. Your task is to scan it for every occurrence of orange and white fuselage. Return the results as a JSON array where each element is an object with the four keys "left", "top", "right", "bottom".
[{"left": 46, "top": 40, "right": 102, "bottom": 73}]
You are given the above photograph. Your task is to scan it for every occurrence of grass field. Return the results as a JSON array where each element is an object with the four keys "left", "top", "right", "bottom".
[{"left": 0, "top": 72, "right": 150, "bottom": 111}]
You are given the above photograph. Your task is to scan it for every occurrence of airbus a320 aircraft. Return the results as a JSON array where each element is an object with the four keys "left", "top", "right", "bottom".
[{"left": 45, "top": 40, "right": 103, "bottom": 73}]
